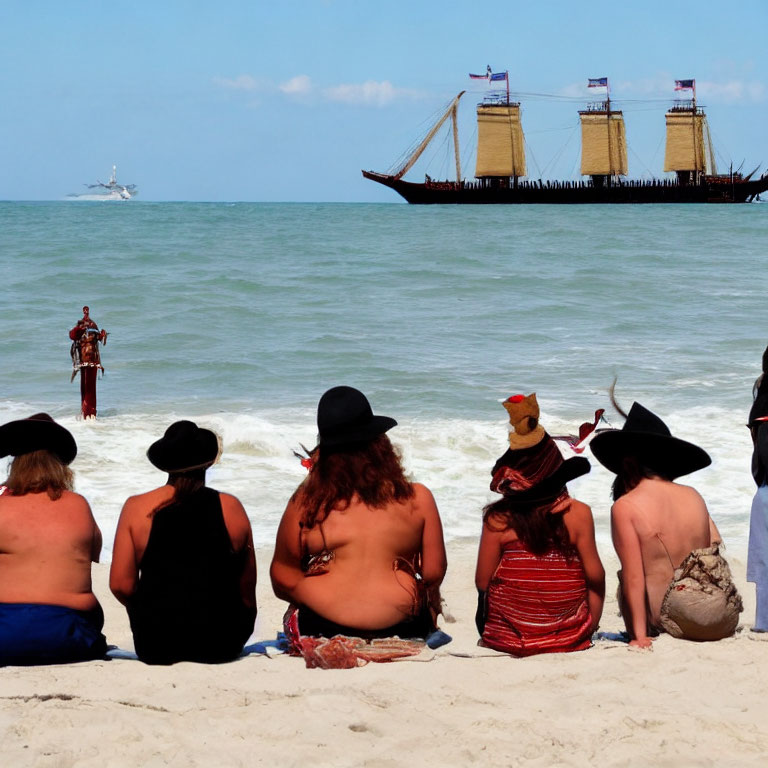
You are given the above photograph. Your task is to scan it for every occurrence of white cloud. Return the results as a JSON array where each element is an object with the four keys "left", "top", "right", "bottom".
[
  {"left": 323, "top": 80, "right": 421, "bottom": 106},
  {"left": 279, "top": 75, "right": 312, "bottom": 96},
  {"left": 214, "top": 73, "right": 426, "bottom": 107},
  {"left": 213, "top": 74, "right": 262, "bottom": 91},
  {"left": 698, "top": 79, "right": 766, "bottom": 103}
]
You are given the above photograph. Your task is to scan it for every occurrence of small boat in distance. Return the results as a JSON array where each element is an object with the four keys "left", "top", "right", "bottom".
[
  {"left": 67, "top": 166, "right": 138, "bottom": 201},
  {"left": 363, "top": 74, "right": 768, "bottom": 204}
]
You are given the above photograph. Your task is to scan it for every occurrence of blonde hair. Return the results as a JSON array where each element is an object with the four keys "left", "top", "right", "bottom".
[{"left": 4, "top": 450, "right": 74, "bottom": 500}]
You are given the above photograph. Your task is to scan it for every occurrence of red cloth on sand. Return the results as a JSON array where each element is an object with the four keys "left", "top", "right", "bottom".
[{"left": 481, "top": 540, "right": 593, "bottom": 657}]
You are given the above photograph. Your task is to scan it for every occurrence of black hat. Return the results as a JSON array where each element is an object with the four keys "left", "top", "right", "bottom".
[
  {"left": 590, "top": 402, "right": 710, "bottom": 478},
  {"left": 490, "top": 428, "right": 590, "bottom": 504},
  {"left": 317, "top": 386, "right": 397, "bottom": 447},
  {"left": 0, "top": 413, "right": 77, "bottom": 465},
  {"left": 147, "top": 421, "right": 220, "bottom": 472}
]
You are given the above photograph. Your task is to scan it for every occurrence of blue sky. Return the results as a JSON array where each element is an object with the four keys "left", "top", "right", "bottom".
[{"left": 1, "top": 1, "right": 766, "bottom": 201}]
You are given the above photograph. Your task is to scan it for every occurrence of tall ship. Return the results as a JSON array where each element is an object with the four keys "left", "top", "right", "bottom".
[
  {"left": 363, "top": 74, "right": 768, "bottom": 204},
  {"left": 67, "top": 166, "right": 138, "bottom": 201}
]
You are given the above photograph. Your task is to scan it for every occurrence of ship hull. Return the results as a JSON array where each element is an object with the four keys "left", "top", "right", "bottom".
[{"left": 363, "top": 171, "right": 768, "bottom": 204}]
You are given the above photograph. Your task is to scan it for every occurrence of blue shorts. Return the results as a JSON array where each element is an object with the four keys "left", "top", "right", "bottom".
[{"left": 0, "top": 603, "right": 107, "bottom": 666}]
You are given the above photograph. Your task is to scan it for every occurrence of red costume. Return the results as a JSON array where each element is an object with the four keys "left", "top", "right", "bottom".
[{"left": 69, "top": 307, "right": 107, "bottom": 418}]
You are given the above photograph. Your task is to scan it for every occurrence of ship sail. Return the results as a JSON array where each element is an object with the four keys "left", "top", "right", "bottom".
[
  {"left": 663, "top": 108, "right": 716, "bottom": 175},
  {"left": 475, "top": 103, "right": 527, "bottom": 178},
  {"left": 362, "top": 71, "right": 767, "bottom": 204},
  {"left": 579, "top": 110, "right": 628, "bottom": 176}
]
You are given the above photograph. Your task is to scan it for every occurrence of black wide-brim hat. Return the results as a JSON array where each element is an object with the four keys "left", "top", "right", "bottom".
[
  {"left": 147, "top": 420, "right": 220, "bottom": 473},
  {"left": 0, "top": 413, "right": 77, "bottom": 465},
  {"left": 590, "top": 402, "right": 711, "bottom": 478},
  {"left": 317, "top": 386, "right": 397, "bottom": 447}
]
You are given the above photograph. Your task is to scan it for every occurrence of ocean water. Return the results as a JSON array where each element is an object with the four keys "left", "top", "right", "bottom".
[{"left": 1, "top": 201, "right": 766, "bottom": 556}]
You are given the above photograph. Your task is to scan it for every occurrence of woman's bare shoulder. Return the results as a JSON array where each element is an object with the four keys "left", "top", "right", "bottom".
[
  {"left": 409, "top": 483, "right": 438, "bottom": 511},
  {"left": 218, "top": 491, "right": 250, "bottom": 522},
  {"left": 567, "top": 498, "right": 593, "bottom": 516},
  {"left": 120, "top": 486, "right": 170, "bottom": 514},
  {"left": 563, "top": 497, "right": 596, "bottom": 532}
]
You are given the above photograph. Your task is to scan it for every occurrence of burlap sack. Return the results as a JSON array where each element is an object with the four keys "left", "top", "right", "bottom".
[{"left": 659, "top": 544, "right": 743, "bottom": 641}]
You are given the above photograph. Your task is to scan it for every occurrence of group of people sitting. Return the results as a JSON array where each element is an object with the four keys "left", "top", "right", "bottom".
[{"left": 0, "top": 374, "right": 762, "bottom": 667}]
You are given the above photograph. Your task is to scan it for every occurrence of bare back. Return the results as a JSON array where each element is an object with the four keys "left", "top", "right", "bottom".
[
  {"left": 612, "top": 477, "right": 718, "bottom": 625},
  {"left": 0, "top": 490, "right": 101, "bottom": 611},
  {"left": 109, "top": 483, "right": 256, "bottom": 611},
  {"left": 271, "top": 483, "right": 446, "bottom": 630}
]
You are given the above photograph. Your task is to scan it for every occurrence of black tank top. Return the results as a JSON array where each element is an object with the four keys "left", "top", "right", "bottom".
[{"left": 129, "top": 486, "right": 251, "bottom": 664}]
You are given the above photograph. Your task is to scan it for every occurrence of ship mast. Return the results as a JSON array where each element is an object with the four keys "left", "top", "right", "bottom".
[
  {"left": 663, "top": 79, "right": 713, "bottom": 184},
  {"left": 474, "top": 71, "right": 526, "bottom": 187},
  {"left": 579, "top": 77, "right": 627, "bottom": 187},
  {"left": 393, "top": 91, "right": 465, "bottom": 182}
]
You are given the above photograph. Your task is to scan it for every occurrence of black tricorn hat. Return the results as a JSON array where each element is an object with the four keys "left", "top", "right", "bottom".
[
  {"left": 317, "top": 386, "right": 397, "bottom": 447},
  {"left": 590, "top": 402, "right": 711, "bottom": 478},
  {"left": 147, "top": 420, "right": 220, "bottom": 473},
  {"left": 0, "top": 413, "right": 77, "bottom": 465}
]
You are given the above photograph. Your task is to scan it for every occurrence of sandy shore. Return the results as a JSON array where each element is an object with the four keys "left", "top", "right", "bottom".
[{"left": 2, "top": 542, "right": 767, "bottom": 768}]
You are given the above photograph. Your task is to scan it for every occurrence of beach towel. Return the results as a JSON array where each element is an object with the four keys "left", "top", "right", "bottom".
[{"left": 658, "top": 543, "right": 742, "bottom": 641}]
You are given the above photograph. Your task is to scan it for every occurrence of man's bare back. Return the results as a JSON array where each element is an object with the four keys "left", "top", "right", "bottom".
[
  {"left": 0, "top": 489, "right": 101, "bottom": 611},
  {"left": 612, "top": 477, "right": 719, "bottom": 633}
]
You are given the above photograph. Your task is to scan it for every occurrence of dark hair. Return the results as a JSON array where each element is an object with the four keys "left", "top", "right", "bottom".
[
  {"left": 482, "top": 494, "right": 572, "bottom": 556},
  {"left": 153, "top": 467, "right": 207, "bottom": 514},
  {"left": 4, "top": 449, "right": 74, "bottom": 500},
  {"left": 294, "top": 434, "right": 414, "bottom": 528},
  {"left": 611, "top": 455, "right": 674, "bottom": 501}
]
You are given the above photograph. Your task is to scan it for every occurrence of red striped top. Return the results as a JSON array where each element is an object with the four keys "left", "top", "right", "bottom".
[{"left": 481, "top": 540, "right": 593, "bottom": 657}]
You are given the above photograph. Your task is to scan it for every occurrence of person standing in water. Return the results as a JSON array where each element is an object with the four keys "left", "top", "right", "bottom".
[{"left": 69, "top": 306, "right": 107, "bottom": 419}]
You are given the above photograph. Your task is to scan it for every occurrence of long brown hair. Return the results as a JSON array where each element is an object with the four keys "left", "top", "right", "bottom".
[
  {"left": 153, "top": 468, "right": 207, "bottom": 514},
  {"left": 295, "top": 434, "right": 414, "bottom": 528},
  {"left": 611, "top": 455, "right": 673, "bottom": 501},
  {"left": 3, "top": 449, "right": 74, "bottom": 500},
  {"left": 482, "top": 493, "right": 572, "bottom": 556}
]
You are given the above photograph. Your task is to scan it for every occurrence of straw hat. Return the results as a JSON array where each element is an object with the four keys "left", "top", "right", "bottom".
[{"left": 503, "top": 393, "right": 546, "bottom": 449}]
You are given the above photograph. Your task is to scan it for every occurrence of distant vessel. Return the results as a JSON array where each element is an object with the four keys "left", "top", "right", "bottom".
[
  {"left": 363, "top": 75, "right": 768, "bottom": 204},
  {"left": 67, "top": 166, "right": 138, "bottom": 201}
]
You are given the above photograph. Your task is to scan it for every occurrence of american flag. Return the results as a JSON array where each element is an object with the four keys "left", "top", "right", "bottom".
[
  {"left": 588, "top": 77, "right": 608, "bottom": 88},
  {"left": 490, "top": 71, "right": 508, "bottom": 82},
  {"left": 675, "top": 79, "right": 695, "bottom": 90}
]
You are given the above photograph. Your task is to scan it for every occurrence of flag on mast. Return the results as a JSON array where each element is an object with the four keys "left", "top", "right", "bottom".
[
  {"left": 675, "top": 79, "right": 695, "bottom": 90},
  {"left": 469, "top": 65, "right": 492, "bottom": 80},
  {"left": 588, "top": 77, "right": 608, "bottom": 88}
]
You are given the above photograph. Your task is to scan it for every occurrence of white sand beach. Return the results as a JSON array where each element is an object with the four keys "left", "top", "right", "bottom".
[{"left": 2, "top": 542, "right": 766, "bottom": 768}]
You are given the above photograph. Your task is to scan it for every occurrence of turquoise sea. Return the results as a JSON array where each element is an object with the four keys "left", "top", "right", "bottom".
[{"left": 1, "top": 201, "right": 766, "bottom": 554}]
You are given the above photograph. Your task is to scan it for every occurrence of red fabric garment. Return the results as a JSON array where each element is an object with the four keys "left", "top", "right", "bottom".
[
  {"left": 79, "top": 366, "right": 98, "bottom": 418},
  {"left": 281, "top": 606, "right": 426, "bottom": 668},
  {"left": 481, "top": 540, "right": 593, "bottom": 657}
]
